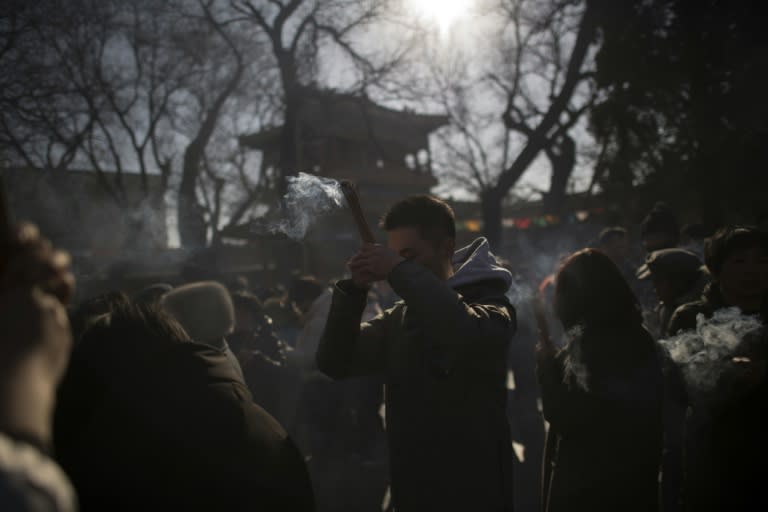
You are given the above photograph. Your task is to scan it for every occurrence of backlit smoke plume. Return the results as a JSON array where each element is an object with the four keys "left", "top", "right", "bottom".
[
  {"left": 268, "top": 172, "right": 344, "bottom": 240},
  {"left": 562, "top": 325, "right": 590, "bottom": 391},
  {"left": 505, "top": 279, "right": 535, "bottom": 306},
  {"left": 660, "top": 307, "right": 764, "bottom": 395}
]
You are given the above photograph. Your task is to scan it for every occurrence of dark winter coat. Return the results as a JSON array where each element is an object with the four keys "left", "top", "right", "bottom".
[
  {"left": 316, "top": 238, "right": 517, "bottom": 511},
  {"left": 706, "top": 349, "right": 768, "bottom": 510},
  {"left": 667, "top": 283, "right": 768, "bottom": 510},
  {"left": 55, "top": 339, "right": 314, "bottom": 511},
  {"left": 537, "top": 327, "right": 664, "bottom": 512},
  {"left": 667, "top": 282, "right": 726, "bottom": 335},
  {"left": 657, "top": 273, "right": 710, "bottom": 337}
]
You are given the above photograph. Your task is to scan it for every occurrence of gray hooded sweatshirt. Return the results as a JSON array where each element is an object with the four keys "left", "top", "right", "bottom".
[{"left": 317, "top": 237, "right": 517, "bottom": 512}]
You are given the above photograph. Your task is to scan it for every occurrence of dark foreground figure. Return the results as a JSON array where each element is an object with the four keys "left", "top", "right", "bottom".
[
  {"left": 0, "top": 223, "right": 77, "bottom": 511},
  {"left": 317, "top": 196, "right": 517, "bottom": 511},
  {"left": 668, "top": 227, "right": 768, "bottom": 511},
  {"left": 537, "top": 250, "right": 664, "bottom": 512},
  {"left": 55, "top": 298, "right": 314, "bottom": 511}
]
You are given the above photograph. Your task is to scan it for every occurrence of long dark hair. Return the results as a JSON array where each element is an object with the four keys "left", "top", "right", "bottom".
[
  {"left": 555, "top": 249, "right": 642, "bottom": 331},
  {"left": 554, "top": 249, "right": 651, "bottom": 387}
]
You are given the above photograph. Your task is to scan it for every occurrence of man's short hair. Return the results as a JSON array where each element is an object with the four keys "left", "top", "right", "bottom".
[
  {"left": 704, "top": 226, "right": 768, "bottom": 275},
  {"left": 380, "top": 195, "right": 456, "bottom": 245},
  {"left": 598, "top": 227, "right": 628, "bottom": 246}
]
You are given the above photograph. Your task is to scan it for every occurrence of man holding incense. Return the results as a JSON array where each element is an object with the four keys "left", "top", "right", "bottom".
[{"left": 316, "top": 195, "right": 516, "bottom": 511}]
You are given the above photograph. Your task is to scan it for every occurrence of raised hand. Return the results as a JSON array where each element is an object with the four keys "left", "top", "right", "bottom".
[
  {"left": 0, "top": 222, "right": 74, "bottom": 371},
  {"left": 348, "top": 250, "right": 376, "bottom": 289},
  {"left": 2, "top": 222, "right": 75, "bottom": 305},
  {"left": 0, "top": 287, "right": 72, "bottom": 378},
  {"left": 0, "top": 224, "right": 74, "bottom": 446},
  {"left": 356, "top": 244, "right": 405, "bottom": 282}
]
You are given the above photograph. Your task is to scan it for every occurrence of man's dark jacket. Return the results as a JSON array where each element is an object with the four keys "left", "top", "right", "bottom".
[{"left": 316, "top": 238, "right": 517, "bottom": 511}]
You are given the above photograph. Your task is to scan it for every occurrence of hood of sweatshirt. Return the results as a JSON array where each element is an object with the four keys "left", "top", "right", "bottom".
[{"left": 447, "top": 237, "right": 513, "bottom": 291}]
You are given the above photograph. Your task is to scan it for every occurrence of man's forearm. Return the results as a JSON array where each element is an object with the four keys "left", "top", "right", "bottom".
[
  {"left": 388, "top": 260, "right": 511, "bottom": 339},
  {"left": 387, "top": 260, "right": 461, "bottom": 320},
  {"left": 315, "top": 280, "right": 368, "bottom": 379}
]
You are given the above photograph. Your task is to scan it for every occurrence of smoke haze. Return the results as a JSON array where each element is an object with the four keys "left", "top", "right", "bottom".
[
  {"left": 660, "top": 308, "right": 764, "bottom": 394},
  {"left": 267, "top": 172, "right": 345, "bottom": 240}
]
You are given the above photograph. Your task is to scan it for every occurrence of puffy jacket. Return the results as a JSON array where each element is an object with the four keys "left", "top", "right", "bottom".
[{"left": 55, "top": 337, "right": 314, "bottom": 511}]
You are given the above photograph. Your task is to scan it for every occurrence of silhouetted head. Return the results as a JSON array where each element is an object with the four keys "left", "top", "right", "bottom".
[
  {"left": 70, "top": 299, "right": 191, "bottom": 373},
  {"left": 228, "top": 291, "right": 275, "bottom": 354},
  {"left": 637, "top": 249, "right": 706, "bottom": 304},
  {"left": 555, "top": 249, "right": 642, "bottom": 332},
  {"left": 705, "top": 226, "right": 768, "bottom": 309},
  {"left": 640, "top": 202, "right": 679, "bottom": 253},
  {"left": 230, "top": 291, "right": 264, "bottom": 333},
  {"left": 598, "top": 226, "right": 630, "bottom": 264},
  {"left": 380, "top": 195, "right": 456, "bottom": 280},
  {"left": 555, "top": 250, "right": 652, "bottom": 388},
  {"left": 69, "top": 291, "right": 132, "bottom": 343},
  {"left": 288, "top": 276, "right": 324, "bottom": 314},
  {"left": 57, "top": 299, "right": 192, "bottom": 453}
]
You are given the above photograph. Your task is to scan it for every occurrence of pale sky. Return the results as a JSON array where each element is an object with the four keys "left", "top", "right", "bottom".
[
  {"left": 319, "top": 0, "right": 596, "bottom": 203},
  {"left": 162, "top": 0, "right": 596, "bottom": 245}
]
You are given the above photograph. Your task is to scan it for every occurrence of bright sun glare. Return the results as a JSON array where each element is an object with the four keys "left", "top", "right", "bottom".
[{"left": 410, "top": 0, "right": 473, "bottom": 34}]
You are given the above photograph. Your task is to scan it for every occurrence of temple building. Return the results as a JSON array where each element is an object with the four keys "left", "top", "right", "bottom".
[{"left": 235, "top": 88, "right": 449, "bottom": 278}]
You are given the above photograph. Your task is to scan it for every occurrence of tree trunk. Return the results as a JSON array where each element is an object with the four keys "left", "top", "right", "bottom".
[
  {"left": 178, "top": 161, "right": 208, "bottom": 248},
  {"left": 494, "top": 0, "right": 598, "bottom": 197},
  {"left": 543, "top": 135, "right": 576, "bottom": 213},
  {"left": 176, "top": 5, "right": 244, "bottom": 248},
  {"left": 177, "top": 68, "right": 244, "bottom": 247},
  {"left": 277, "top": 75, "right": 301, "bottom": 196},
  {"left": 481, "top": 190, "right": 504, "bottom": 252}
]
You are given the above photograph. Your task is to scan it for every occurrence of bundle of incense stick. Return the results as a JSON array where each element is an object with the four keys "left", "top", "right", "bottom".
[{"left": 340, "top": 180, "right": 376, "bottom": 244}]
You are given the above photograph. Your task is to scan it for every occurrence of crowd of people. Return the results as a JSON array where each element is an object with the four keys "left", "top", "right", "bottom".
[
  {"left": 1, "top": 196, "right": 766, "bottom": 511},
  {"left": 530, "top": 204, "right": 768, "bottom": 511}
]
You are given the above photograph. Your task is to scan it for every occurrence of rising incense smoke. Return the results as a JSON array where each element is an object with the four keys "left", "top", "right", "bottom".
[
  {"left": 660, "top": 307, "right": 764, "bottom": 395},
  {"left": 267, "top": 172, "right": 344, "bottom": 240}
]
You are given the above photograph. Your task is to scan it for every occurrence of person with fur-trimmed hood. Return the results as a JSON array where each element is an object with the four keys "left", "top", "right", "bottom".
[
  {"left": 316, "top": 195, "right": 517, "bottom": 511},
  {"left": 55, "top": 296, "right": 314, "bottom": 511},
  {"left": 160, "top": 282, "right": 245, "bottom": 382}
]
